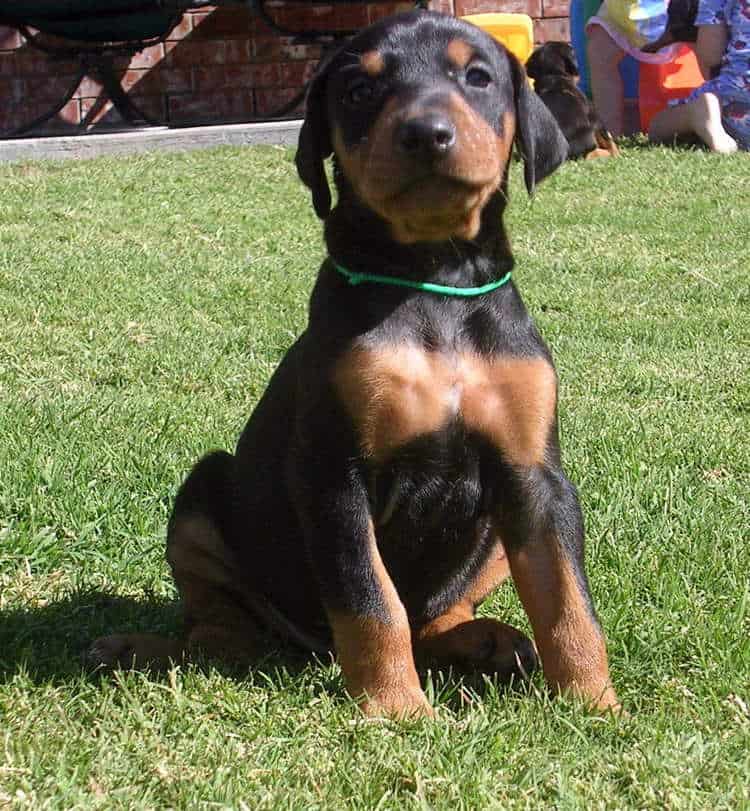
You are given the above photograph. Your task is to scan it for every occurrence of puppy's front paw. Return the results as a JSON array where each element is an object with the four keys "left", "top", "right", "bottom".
[
  {"left": 358, "top": 683, "right": 434, "bottom": 720},
  {"left": 417, "top": 617, "right": 538, "bottom": 683}
]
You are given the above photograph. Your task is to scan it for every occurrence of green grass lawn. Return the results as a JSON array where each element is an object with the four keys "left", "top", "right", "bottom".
[{"left": 1, "top": 143, "right": 749, "bottom": 809}]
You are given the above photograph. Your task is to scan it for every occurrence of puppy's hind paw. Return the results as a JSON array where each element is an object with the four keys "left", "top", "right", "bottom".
[{"left": 85, "top": 633, "right": 183, "bottom": 672}]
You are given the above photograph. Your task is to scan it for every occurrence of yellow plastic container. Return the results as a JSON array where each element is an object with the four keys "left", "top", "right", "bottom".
[{"left": 461, "top": 13, "right": 534, "bottom": 65}]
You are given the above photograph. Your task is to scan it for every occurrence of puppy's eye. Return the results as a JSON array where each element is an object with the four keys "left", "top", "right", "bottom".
[
  {"left": 345, "top": 79, "right": 374, "bottom": 106},
  {"left": 466, "top": 66, "right": 492, "bottom": 88}
]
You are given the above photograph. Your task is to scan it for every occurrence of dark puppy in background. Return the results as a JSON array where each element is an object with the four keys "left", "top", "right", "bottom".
[
  {"left": 526, "top": 41, "right": 619, "bottom": 159},
  {"left": 88, "top": 11, "right": 621, "bottom": 719}
]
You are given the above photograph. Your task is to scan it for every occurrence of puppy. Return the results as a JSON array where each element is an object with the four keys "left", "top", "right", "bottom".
[
  {"left": 88, "top": 12, "right": 621, "bottom": 719},
  {"left": 526, "top": 41, "right": 619, "bottom": 159}
]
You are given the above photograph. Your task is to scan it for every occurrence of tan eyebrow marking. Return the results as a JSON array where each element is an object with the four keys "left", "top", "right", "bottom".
[
  {"left": 360, "top": 50, "right": 385, "bottom": 76},
  {"left": 446, "top": 38, "right": 475, "bottom": 69}
]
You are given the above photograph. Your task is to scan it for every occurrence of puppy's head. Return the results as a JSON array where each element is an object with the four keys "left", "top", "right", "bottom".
[
  {"left": 525, "top": 41, "right": 580, "bottom": 82},
  {"left": 296, "top": 11, "right": 567, "bottom": 244}
]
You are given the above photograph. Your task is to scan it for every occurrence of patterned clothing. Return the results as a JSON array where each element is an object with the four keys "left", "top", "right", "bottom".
[
  {"left": 587, "top": 0, "right": 679, "bottom": 62},
  {"left": 673, "top": 0, "right": 750, "bottom": 147}
]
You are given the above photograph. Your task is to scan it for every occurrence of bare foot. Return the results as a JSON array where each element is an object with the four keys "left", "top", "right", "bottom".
[{"left": 692, "top": 93, "right": 738, "bottom": 154}]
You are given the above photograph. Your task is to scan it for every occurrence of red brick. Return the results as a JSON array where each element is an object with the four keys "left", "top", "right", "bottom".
[
  {"left": 224, "top": 39, "right": 252, "bottom": 63},
  {"left": 279, "top": 60, "right": 318, "bottom": 88},
  {"left": 221, "top": 64, "right": 254, "bottom": 88},
  {"left": 222, "top": 89, "right": 255, "bottom": 119},
  {"left": 192, "top": 64, "right": 229, "bottom": 91},
  {"left": 255, "top": 87, "right": 304, "bottom": 117},
  {"left": 159, "top": 65, "right": 193, "bottom": 93},
  {"left": 315, "top": 4, "right": 369, "bottom": 29},
  {"left": 0, "top": 110, "right": 21, "bottom": 130},
  {"left": 368, "top": 3, "right": 417, "bottom": 23},
  {"left": 56, "top": 97, "right": 82, "bottom": 125},
  {"left": 189, "top": 7, "right": 255, "bottom": 38},
  {"left": 13, "top": 48, "right": 58, "bottom": 76},
  {"left": 121, "top": 68, "right": 163, "bottom": 95},
  {"left": 0, "top": 52, "right": 17, "bottom": 77},
  {"left": 79, "top": 95, "right": 109, "bottom": 124},
  {"left": 76, "top": 75, "right": 103, "bottom": 99},
  {"left": 165, "top": 40, "right": 227, "bottom": 67},
  {"left": 41, "top": 55, "right": 83, "bottom": 76},
  {"left": 168, "top": 93, "right": 219, "bottom": 122},
  {"left": 168, "top": 88, "right": 254, "bottom": 123},
  {"left": 455, "top": 0, "right": 542, "bottom": 16},
  {"left": 428, "top": 0, "right": 455, "bottom": 13},
  {"left": 223, "top": 64, "right": 269, "bottom": 88},
  {"left": 129, "top": 94, "right": 166, "bottom": 123},
  {"left": 80, "top": 93, "right": 164, "bottom": 127},
  {"left": 534, "top": 16, "right": 570, "bottom": 42},
  {"left": 0, "top": 97, "right": 80, "bottom": 132},
  {"left": 252, "top": 36, "right": 281, "bottom": 61},
  {"left": 0, "top": 25, "right": 23, "bottom": 50},
  {"left": 0, "top": 78, "right": 23, "bottom": 107},
  {"left": 120, "top": 43, "right": 165, "bottom": 70},
  {"left": 543, "top": 0, "right": 570, "bottom": 18},
  {"left": 277, "top": 38, "right": 322, "bottom": 61},
  {"left": 22, "top": 75, "right": 80, "bottom": 103},
  {"left": 168, "top": 36, "right": 251, "bottom": 65},
  {"left": 272, "top": 4, "right": 369, "bottom": 32},
  {"left": 165, "top": 13, "right": 193, "bottom": 40},
  {"left": 252, "top": 62, "right": 283, "bottom": 88}
]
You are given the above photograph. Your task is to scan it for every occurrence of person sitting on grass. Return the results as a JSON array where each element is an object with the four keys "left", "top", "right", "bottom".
[
  {"left": 586, "top": 0, "right": 680, "bottom": 135},
  {"left": 648, "top": 0, "right": 750, "bottom": 152}
]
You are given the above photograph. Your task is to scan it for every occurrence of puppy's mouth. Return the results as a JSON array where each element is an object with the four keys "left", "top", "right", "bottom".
[
  {"left": 384, "top": 170, "right": 496, "bottom": 203},
  {"left": 375, "top": 172, "right": 501, "bottom": 243}
]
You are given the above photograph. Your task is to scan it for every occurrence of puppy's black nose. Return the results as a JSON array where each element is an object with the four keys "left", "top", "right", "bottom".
[{"left": 396, "top": 113, "right": 456, "bottom": 158}]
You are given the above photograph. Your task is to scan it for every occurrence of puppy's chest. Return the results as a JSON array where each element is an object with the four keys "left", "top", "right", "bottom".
[{"left": 333, "top": 343, "right": 557, "bottom": 468}]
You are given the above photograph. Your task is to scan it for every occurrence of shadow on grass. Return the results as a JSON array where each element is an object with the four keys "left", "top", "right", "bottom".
[
  {"left": 0, "top": 589, "right": 314, "bottom": 687},
  {"left": 617, "top": 133, "right": 707, "bottom": 152},
  {"left": 0, "top": 589, "right": 536, "bottom": 709}
]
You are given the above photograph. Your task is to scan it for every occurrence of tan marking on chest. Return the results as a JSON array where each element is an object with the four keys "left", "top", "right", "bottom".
[{"left": 333, "top": 345, "right": 557, "bottom": 466}]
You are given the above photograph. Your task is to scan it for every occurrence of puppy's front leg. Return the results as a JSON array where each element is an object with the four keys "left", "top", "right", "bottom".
[
  {"left": 499, "top": 466, "right": 621, "bottom": 712},
  {"left": 291, "top": 440, "right": 432, "bottom": 719}
]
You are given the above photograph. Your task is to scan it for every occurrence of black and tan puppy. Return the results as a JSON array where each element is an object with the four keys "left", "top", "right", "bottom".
[
  {"left": 526, "top": 41, "right": 619, "bottom": 160},
  {"left": 89, "top": 11, "right": 621, "bottom": 718}
]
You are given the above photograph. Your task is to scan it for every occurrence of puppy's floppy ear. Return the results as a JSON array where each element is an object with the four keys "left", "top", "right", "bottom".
[
  {"left": 508, "top": 49, "right": 569, "bottom": 194},
  {"left": 561, "top": 44, "right": 580, "bottom": 78},
  {"left": 524, "top": 49, "right": 543, "bottom": 81},
  {"left": 295, "top": 50, "right": 337, "bottom": 219}
]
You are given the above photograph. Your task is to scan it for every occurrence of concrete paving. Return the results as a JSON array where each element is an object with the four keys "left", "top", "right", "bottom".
[{"left": 0, "top": 119, "right": 303, "bottom": 163}]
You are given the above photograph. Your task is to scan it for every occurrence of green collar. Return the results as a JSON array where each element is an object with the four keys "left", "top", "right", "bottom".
[{"left": 330, "top": 259, "right": 511, "bottom": 298}]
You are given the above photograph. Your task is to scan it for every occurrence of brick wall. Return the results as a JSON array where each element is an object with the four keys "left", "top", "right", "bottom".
[{"left": 0, "top": 1, "right": 568, "bottom": 136}]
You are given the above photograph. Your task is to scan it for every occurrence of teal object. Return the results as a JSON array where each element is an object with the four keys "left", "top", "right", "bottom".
[
  {"left": 4, "top": 1, "right": 181, "bottom": 43},
  {"left": 331, "top": 261, "right": 513, "bottom": 298}
]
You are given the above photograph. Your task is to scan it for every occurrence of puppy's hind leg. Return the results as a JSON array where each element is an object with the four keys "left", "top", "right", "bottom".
[{"left": 88, "top": 451, "right": 264, "bottom": 671}]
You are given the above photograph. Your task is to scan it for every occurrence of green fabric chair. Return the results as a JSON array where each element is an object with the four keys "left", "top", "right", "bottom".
[
  {"left": 1, "top": 1, "right": 185, "bottom": 43},
  {"left": 0, "top": 2, "right": 205, "bottom": 136}
]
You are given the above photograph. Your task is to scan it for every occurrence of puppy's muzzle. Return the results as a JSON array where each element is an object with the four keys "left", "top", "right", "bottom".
[{"left": 396, "top": 112, "right": 457, "bottom": 161}]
